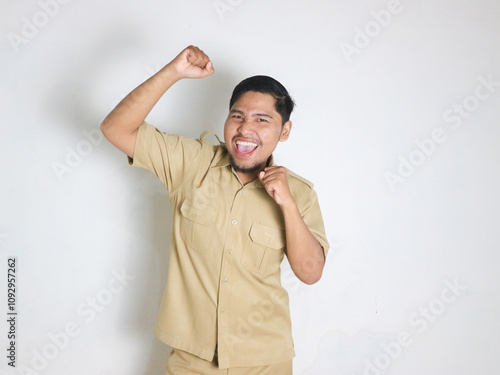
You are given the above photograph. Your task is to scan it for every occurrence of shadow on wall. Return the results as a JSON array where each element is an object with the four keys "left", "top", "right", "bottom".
[
  {"left": 44, "top": 28, "right": 243, "bottom": 374},
  {"left": 129, "top": 173, "right": 174, "bottom": 375}
]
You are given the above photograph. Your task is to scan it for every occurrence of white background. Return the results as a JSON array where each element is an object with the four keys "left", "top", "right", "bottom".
[{"left": 1, "top": 0, "right": 500, "bottom": 374}]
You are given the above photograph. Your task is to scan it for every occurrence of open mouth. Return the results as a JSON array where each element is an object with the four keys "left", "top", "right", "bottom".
[{"left": 235, "top": 140, "right": 258, "bottom": 157}]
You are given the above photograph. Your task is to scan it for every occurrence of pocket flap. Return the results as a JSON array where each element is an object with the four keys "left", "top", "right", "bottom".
[
  {"left": 249, "top": 223, "right": 285, "bottom": 249},
  {"left": 180, "top": 201, "right": 217, "bottom": 226}
]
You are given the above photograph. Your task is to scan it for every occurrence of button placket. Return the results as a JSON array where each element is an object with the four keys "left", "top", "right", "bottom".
[{"left": 217, "top": 184, "right": 246, "bottom": 367}]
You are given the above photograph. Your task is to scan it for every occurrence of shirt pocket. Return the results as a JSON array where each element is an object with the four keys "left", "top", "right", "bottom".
[
  {"left": 242, "top": 222, "right": 286, "bottom": 275},
  {"left": 180, "top": 200, "right": 218, "bottom": 253}
]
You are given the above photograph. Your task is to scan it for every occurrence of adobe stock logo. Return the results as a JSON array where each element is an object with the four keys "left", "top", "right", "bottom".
[
  {"left": 7, "top": 0, "right": 73, "bottom": 53},
  {"left": 384, "top": 73, "right": 500, "bottom": 192},
  {"left": 17, "top": 268, "right": 134, "bottom": 375},
  {"left": 340, "top": 0, "right": 403, "bottom": 63},
  {"left": 51, "top": 128, "right": 104, "bottom": 183},
  {"left": 442, "top": 74, "right": 500, "bottom": 130},
  {"left": 213, "top": 0, "right": 244, "bottom": 21},
  {"left": 356, "top": 278, "right": 466, "bottom": 375}
]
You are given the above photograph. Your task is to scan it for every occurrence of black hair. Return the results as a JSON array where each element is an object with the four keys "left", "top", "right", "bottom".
[{"left": 229, "top": 75, "right": 295, "bottom": 125}]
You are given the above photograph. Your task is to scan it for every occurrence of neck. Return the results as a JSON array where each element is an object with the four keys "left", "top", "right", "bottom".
[{"left": 236, "top": 170, "right": 259, "bottom": 185}]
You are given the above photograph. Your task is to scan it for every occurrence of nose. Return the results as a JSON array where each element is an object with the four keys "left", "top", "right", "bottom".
[{"left": 237, "top": 117, "right": 254, "bottom": 135}]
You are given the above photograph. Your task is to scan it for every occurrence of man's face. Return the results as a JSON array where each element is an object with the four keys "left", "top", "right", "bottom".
[{"left": 224, "top": 91, "right": 292, "bottom": 179}]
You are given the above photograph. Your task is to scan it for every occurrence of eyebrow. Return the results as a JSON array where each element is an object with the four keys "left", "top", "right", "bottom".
[
  {"left": 255, "top": 113, "right": 273, "bottom": 119},
  {"left": 229, "top": 109, "right": 273, "bottom": 119}
]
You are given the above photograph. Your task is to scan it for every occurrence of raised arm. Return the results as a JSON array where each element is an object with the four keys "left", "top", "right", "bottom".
[{"left": 100, "top": 45, "right": 214, "bottom": 157}]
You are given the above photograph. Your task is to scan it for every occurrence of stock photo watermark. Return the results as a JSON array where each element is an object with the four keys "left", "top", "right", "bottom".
[
  {"left": 213, "top": 0, "right": 245, "bottom": 21},
  {"left": 228, "top": 241, "right": 339, "bottom": 353},
  {"left": 356, "top": 278, "right": 466, "bottom": 375},
  {"left": 110, "top": 64, "right": 163, "bottom": 109},
  {"left": 50, "top": 58, "right": 159, "bottom": 182},
  {"left": 385, "top": 73, "right": 500, "bottom": 192},
  {"left": 51, "top": 128, "right": 104, "bottom": 183},
  {"left": 15, "top": 268, "right": 134, "bottom": 374},
  {"left": 340, "top": 0, "right": 403, "bottom": 63},
  {"left": 7, "top": 0, "right": 73, "bottom": 54},
  {"left": 6, "top": 258, "right": 18, "bottom": 369},
  {"left": 226, "top": 288, "right": 288, "bottom": 353}
]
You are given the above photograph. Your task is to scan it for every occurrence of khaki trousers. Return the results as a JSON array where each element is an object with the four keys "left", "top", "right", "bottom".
[{"left": 165, "top": 348, "right": 293, "bottom": 375}]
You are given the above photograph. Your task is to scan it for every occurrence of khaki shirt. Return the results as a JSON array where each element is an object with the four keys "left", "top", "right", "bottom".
[{"left": 129, "top": 121, "right": 329, "bottom": 369}]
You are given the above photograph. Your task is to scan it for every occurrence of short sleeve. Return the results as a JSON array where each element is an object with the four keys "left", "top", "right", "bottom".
[
  {"left": 301, "top": 189, "right": 330, "bottom": 258},
  {"left": 128, "top": 121, "right": 207, "bottom": 192},
  {"left": 287, "top": 171, "right": 330, "bottom": 258}
]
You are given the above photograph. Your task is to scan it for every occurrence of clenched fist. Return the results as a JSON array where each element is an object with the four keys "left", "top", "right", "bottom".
[
  {"left": 259, "top": 166, "right": 295, "bottom": 208},
  {"left": 168, "top": 45, "right": 215, "bottom": 80}
]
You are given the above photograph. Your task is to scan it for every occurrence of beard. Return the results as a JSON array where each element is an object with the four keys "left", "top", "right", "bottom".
[{"left": 229, "top": 155, "right": 272, "bottom": 174}]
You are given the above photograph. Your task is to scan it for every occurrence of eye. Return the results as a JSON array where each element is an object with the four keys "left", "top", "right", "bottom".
[
  {"left": 257, "top": 118, "right": 268, "bottom": 122},
  {"left": 231, "top": 115, "right": 243, "bottom": 120}
]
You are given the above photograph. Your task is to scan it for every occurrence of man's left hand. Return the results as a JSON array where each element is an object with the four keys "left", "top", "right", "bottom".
[{"left": 259, "top": 166, "right": 294, "bottom": 208}]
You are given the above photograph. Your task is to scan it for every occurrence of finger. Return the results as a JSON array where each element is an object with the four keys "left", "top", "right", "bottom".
[
  {"left": 187, "top": 51, "right": 203, "bottom": 66},
  {"left": 186, "top": 47, "right": 205, "bottom": 64},
  {"left": 184, "top": 45, "right": 198, "bottom": 60},
  {"left": 259, "top": 172, "right": 276, "bottom": 184},
  {"left": 264, "top": 166, "right": 282, "bottom": 171},
  {"left": 193, "top": 57, "right": 213, "bottom": 73},
  {"left": 205, "top": 61, "right": 215, "bottom": 73},
  {"left": 261, "top": 169, "right": 280, "bottom": 179},
  {"left": 189, "top": 47, "right": 209, "bottom": 65},
  {"left": 261, "top": 169, "right": 286, "bottom": 182},
  {"left": 263, "top": 166, "right": 286, "bottom": 175},
  {"left": 192, "top": 54, "right": 207, "bottom": 67},
  {"left": 261, "top": 175, "right": 282, "bottom": 186}
]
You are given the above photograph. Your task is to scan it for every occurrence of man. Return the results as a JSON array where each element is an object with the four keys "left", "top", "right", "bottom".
[{"left": 101, "top": 45, "right": 329, "bottom": 374}]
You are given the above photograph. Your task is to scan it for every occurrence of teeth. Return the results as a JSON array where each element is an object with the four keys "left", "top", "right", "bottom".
[{"left": 236, "top": 140, "right": 257, "bottom": 147}]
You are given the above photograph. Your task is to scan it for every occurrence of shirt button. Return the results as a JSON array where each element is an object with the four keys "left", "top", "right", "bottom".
[
  {"left": 231, "top": 220, "right": 237, "bottom": 225},
  {"left": 220, "top": 309, "right": 225, "bottom": 314},
  {"left": 224, "top": 278, "right": 229, "bottom": 284},
  {"left": 227, "top": 250, "right": 232, "bottom": 256}
]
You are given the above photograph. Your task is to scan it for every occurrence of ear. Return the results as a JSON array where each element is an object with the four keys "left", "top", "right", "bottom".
[{"left": 279, "top": 121, "right": 292, "bottom": 142}]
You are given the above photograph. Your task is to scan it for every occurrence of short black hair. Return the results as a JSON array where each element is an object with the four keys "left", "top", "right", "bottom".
[{"left": 229, "top": 75, "right": 295, "bottom": 125}]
